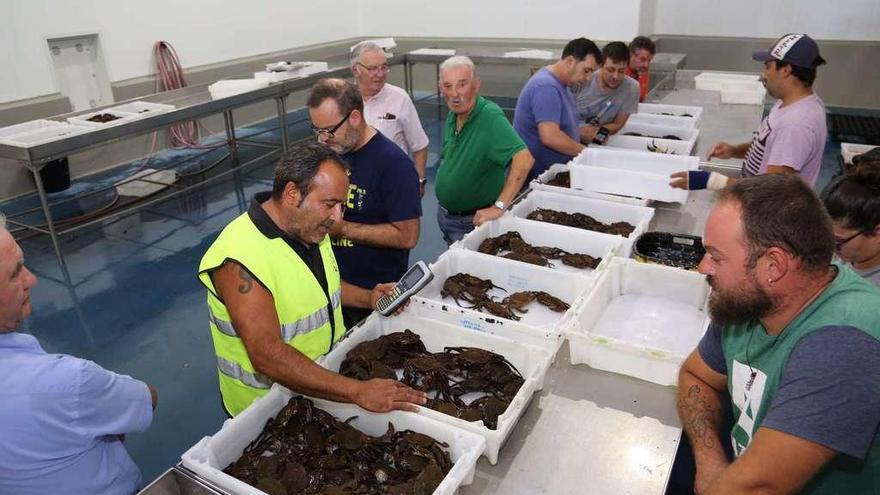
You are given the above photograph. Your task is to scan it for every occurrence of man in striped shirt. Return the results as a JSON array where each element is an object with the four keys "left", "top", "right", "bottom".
[{"left": 671, "top": 34, "right": 827, "bottom": 191}]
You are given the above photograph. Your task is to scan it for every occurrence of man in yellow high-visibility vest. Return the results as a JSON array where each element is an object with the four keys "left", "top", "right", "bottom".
[{"left": 198, "top": 142, "right": 426, "bottom": 416}]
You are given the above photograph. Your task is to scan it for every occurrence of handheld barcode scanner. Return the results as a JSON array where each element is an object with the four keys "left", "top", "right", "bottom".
[{"left": 376, "top": 261, "right": 434, "bottom": 316}]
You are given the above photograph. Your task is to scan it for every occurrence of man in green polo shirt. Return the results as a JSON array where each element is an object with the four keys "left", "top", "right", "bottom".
[
  {"left": 435, "top": 55, "right": 534, "bottom": 244},
  {"left": 675, "top": 174, "right": 880, "bottom": 493}
]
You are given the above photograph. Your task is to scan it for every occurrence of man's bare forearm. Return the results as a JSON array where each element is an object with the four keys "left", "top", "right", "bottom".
[
  {"left": 497, "top": 150, "right": 533, "bottom": 204},
  {"left": 540, "top": 125, "right": 585, "bottom": 157},
  {"left": 732, "top": 142, "right": 751, "bottom": 159},
  {"left": 341, "top": 280, "right": 373, "bottom": 309},
  {"left": 678, "top": 371, "right": 728, "bottom": 462},
  {"left": 252, "top": 339, "right": 358, "bottom": 403},
  {"left": 340, "top": 219, "right": 419, "bottom": 249},
  {"left": 412, "top": 147, "right": 428, "bottom": 181}
]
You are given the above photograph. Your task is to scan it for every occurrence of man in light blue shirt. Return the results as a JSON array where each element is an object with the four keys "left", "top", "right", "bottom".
[{"left": 0, "top": 216, "right": 157, "bottom": 495}]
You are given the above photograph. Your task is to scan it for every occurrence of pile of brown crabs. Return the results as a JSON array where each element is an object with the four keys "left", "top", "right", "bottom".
[
  {"left": 526, "top": 208, "right": 635, "bottom": 237},
  {"left": 340, "top": 330, "right": 523, "bottom": 430},
  {"left": 440, "top": 273, "right": 570, "bottom": 321},
  {"left": 224, "top": 396, "right": 452, "bottom": 495},
  {"left": 477, "top": 231, "right": 600, "bottom": 269}
]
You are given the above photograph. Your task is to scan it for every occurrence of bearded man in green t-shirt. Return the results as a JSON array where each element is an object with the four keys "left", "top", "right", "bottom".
[{"left": 676, "top": 174, "right": 880, "bottom": 494}]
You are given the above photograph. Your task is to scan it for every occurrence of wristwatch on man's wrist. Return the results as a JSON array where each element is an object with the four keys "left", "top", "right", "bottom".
[
  {"left": 418, "top": 177, "right": 427, "bottom": 185},
  {"left": 493, "top": 200, "right": 506, "bottom": 210}
]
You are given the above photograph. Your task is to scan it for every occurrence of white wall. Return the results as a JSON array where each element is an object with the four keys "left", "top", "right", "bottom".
[
  {"left": 653, "top": 0, "right": 880, "bottom": 41},
  {"left": 360, "top": 0, "right": 645, "bottom": 41},
  {"left": 3, "top": 0, "right": 879, "bottom": 105},
  {"left": 0, "top": 0, "right": 361, "bottom": 104}
]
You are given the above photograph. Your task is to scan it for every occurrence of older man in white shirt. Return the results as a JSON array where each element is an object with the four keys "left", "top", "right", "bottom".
[{"left": 351, "top": 41, "right": 430, "bottom": 195}]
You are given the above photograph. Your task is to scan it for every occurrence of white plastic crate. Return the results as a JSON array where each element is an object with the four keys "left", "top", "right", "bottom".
[
  {"left": 694, "top": 72, "right": 759, "bottom": 91},
  {"left": 601, "top": 133, "right": 695, "bottom": 156},
  {"left": 565, "top": 257, "right": 711, "bottom": 386},
  {"left": 181, "top": 385, "right": 485, "bottom": 495},
  {"left": 411, "top": 249, "right": 591, "bottom": 336},
  {"left": 569, "top": 147, "right": 699, "bottom": 204},
  {"left": 67, "top": 109, "right": 140, "bottom": 128},
  {"left": 637, "top": 103, "right": 703, "bottom": 124},
  {"left": 503, "top": 49, "right": 554, "bottom": 59},
  {"left": 508, "top": 189, "right": 655, "bottom": 257},
  {"left": 0, "top": 122, "right": 92, "bottom": 147},
  {"left": 320, "top": 313, "right": 554, "bottom": 464},
  {"left": 618, "top": 122, "right": 699, "bottom": 143},
  {"left": 401, "top": 302, "right": 565, "bottom": 353},
  {"left": 720, "top": 80, "right": 766, "bottom": 105},
  {"left": 109, "top": 101, "right": 176, "bottom": 116},
  {"left": 531, "top": 163, "right": 650, "bottom": 206},
  {"left": 208, "top": 79, "right": 270, "bottom": 100},
  {"left": 841, "top": 142, "right": 878, "bottom": 165},
  {"left": 627, "top": 112, "right": 696, "bottom": 129},
  {"left": 253, "top": 61, "right": 329, "bottom": 83},
  {"left": 0, "top": 119, "right": 64, "bottom": 140},
  {"left": 454, "top": 215, "right": 621, "bottom": 278}
]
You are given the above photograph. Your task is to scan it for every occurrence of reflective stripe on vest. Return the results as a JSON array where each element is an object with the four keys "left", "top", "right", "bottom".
[
  {"left": 216, "top": 356, "right": 272, "bottom": 389},
  {"left": 208, "top": 288, "right": 342, "bottom": 340}
]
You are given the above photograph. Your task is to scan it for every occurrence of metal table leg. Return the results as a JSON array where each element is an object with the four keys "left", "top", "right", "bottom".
[
  {"left": 30, "top": 165, "right": 97, "bottom": 348},
  {"left": 276, "top": 96, "right": 289, "bottom": 151},
  {"left": 404, "top": 61, "right": 413, "bottom": 98},
  {"left": 223, "top": 110, "right": 239, "bottom": 168},
  {"left": 31, "top": 167, "right": 74, "bottom": 290}
]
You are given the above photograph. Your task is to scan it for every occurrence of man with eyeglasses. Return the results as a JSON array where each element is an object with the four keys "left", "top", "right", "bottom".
[
  {"left": 821, "top": 168, "right": 880, "bottom": 288},
  {"left": 670, "top": 34, "right": 828, "bottom": 192},
  {"left": 514, "top": 37, "right": 602, "bottom": 181},
  {"left": 435, "top": 56, "right": 534, "bottom": 244},
  {"left": 574, "top": 41, "right": 640, "bottom": 143},
  {"left": 351, "top": 41, "right": 430, "bottom": 196},
  {"left": 307, "top": 78, "right": 421, "bottom": 328}
]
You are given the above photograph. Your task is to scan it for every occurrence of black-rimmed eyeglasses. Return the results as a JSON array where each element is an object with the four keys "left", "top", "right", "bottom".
[
  {"left": 310, "top": 110, "right": 353, "bottom": 139},
  {"left": 835, "top": 229, "right": 872, "bottom": 250}
]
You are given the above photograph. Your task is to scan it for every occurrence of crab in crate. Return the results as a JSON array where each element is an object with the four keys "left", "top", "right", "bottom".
[
  {"left": 223, "top": 396, "right": 454, "bottom": 494},
  {"left": 477, "top": 230, "right": 601, "bottom": 270},
  {"left": 439, "top": 272, "right": 572, "bottom": 323},
  {"left": 339, "top": 330, "right": 527, "bottom": 430},
  {"left": 544, "top": 170, "right": 570, "bottom": 187},
  {"left": 647, "top": 139, "right": 678, "bottom": 155},
  {"left": 526, "top": 208, "right": 636, "bottom": 237}
]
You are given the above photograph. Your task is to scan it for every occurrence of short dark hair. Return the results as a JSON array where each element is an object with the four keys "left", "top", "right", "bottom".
[
  {"left": 718, "top": 174, "right": 834, "bottom": 271},
  {"left": 306, "top": 78, "right": 364, "bottom": 116},
  {"left": 774, "top": 56, "right": 825, "bottom": 87},
  {"left": 272, "top": 142, "right": 349, "bottom": 200},
  {"left": 602, "top": 41, "right": 630, "bottom": 65},
  {"left": 561, "top": 38, "right": 602, "bottom": 63},
  {"left": 821, "top": 168, "right": 880, "bottom": 234},
  {"left": 629, "top": 36, "right": 656, "bottom": 56}
]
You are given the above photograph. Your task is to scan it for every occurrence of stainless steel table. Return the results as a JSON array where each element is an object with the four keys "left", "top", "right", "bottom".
[{"left": 0, "top": 53, "right": 405, "bottom": 290}]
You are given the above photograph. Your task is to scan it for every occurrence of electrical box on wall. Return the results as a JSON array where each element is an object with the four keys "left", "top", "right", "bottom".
[{"left": 46, "top": 34, "right": 114, "bottom": 112}]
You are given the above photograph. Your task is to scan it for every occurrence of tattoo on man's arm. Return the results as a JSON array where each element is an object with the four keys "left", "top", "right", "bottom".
[
  {"left": 679, "top": 384, "right": 721, "bottom": 449},
  {"left": 238, "top": 267, "right": 254, "bottom": 294}
]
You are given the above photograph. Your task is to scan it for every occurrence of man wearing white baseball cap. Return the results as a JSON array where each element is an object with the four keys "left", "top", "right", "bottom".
[{"left": 671, "top": 34, "right": 828, "bottom": 191}]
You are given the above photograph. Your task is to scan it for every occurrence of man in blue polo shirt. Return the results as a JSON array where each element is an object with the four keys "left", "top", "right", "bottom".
[
  {"left": 514, "top": 37, "right": 602, "bottom": 181},
  {"left": 0, "top": 217, "right": 157, "bottom": 495}
]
